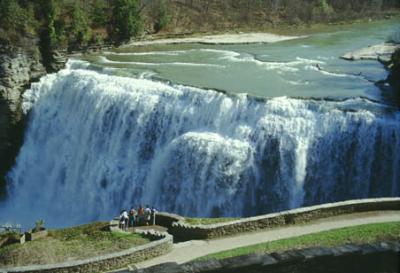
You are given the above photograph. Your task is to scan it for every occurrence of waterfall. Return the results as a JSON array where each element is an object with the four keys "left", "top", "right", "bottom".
[{"left": 1, "top": 65, "right": 399, "bottom": 227}]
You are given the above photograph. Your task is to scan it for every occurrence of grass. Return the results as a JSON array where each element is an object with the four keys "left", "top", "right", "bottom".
[
  {"left": 184, "top": 217, "right": 240, "bottom": 225},
  {"left": 198, "top": 221, "right": 400, "bottom": 260},
  {"left": 0, "top": 222, "right": 151, "bottom": 267}
]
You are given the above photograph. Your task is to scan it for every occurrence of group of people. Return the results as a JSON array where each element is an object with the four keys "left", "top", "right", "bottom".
[{"left": 119, "top": 205, "right": 157, "bottom": 230}]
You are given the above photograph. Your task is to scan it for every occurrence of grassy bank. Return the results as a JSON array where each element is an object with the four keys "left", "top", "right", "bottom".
[
  {"left": 198, "top": 221, "right": 400, "bottom": 261},
  {"left": 0, "top": 222, "right": 150, "bottom": 267}
]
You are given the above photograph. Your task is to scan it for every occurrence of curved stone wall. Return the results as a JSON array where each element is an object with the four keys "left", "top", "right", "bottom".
[
  {"left": 154, "top": 212, "right": 185, "bottom": 229},
  {"left": 168, "top": 197, "right": 400, "bottom": 241},
  {"left": 1, "top": 223, "right": 173, "bottom": 273},
  {"left": 2, "top": 198, "right": 399, "bottom": 272}
]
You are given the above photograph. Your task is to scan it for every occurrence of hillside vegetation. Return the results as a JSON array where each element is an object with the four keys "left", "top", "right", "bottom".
[{"left": 0, "top": 0, "right": 399, "bottom": 50}]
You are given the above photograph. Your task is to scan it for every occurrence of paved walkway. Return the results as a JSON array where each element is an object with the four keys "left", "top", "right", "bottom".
[{"left": 114, "top": 211, "right": 400, "bottom": 272}]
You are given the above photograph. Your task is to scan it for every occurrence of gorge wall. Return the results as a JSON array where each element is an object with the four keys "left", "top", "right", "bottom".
[{"left": 0, "top": 43, "right": 46, "bottom": 197}]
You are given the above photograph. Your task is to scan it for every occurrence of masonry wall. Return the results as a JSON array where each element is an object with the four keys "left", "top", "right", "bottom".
[
  {"left": 2, "top": 197, "right": 399, "bottom": 273},
  {"left": 168, "top": 198, "right": 400, "bottom": 241},
  {"left": 2, "top": 227, "right": 173, "bottom": 273},
  {"left": 154, "top": 212, "right": 184, "bottom": 229}
]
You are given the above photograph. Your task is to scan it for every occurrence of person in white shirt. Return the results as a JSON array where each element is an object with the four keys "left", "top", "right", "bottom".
[
  {"left": 144, "top": 205, "right": 151, "bottom": 225},
  {"left": 119, "top": 209, "right": 129, "bottom": 230},
  {"left": 151, "top": 207, "right": 157, "bottom": 226}
]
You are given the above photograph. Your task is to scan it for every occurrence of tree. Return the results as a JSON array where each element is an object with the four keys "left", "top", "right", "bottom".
[
  {"left": 0, "top": 0, "right": 26, "bottom": 32},
  {"left": 40, "top": 0, "right": 62, "bottom": 47},
  {"left": 70, "top": 0, "right": 92, "bottom": 47},
  {"left": 153, "top": 0, "right": 171, "bottom": 33},
  {"left": 312, "top": 0, "right": 334, "bottom": 22},
  {"left": 38, "top": 0, "right": 65, "bottom": 71},
  {"left": 91, "top": 0, "right": 108, "bottom": 27},
  {"left": 112, "top": 0, "right": 143, "bottom": 42}
]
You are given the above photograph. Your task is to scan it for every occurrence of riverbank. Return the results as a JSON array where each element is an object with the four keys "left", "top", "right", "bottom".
[
  {"left": 123, "top": 32, "right": 306, "bottom": 46},
  {"left": 118, "top": 15, "right": 399, "bottom": 48}
]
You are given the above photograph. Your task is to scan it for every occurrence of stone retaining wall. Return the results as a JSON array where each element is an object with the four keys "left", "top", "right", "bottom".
[
  {"left": 1, "top": 224, "right": 173, "bottom": 273},
  {"left": 169, "top": 197, "right": 400, "bottom": 241},
  {"left": 155, "top": 212, "right": 184, "bottom": 229},
  {"left": 132, "top": 241, "right": 400, "bottom": 273},
  {"left": 24, "top": 230, "right": 48, "bottom": 242}
]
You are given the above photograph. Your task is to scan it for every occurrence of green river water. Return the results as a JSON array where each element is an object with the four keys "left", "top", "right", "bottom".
[{"left": 80, "top": 19, "right": 399, "bottom": 102}]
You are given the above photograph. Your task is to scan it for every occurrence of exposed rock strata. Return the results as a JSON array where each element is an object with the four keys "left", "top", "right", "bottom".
[
  {"left": 341, "top": 43, "right": 400, "bottom": 63},
  {"left": 386, "top": 48, "right": 400, "bottom": 99},
  {"left": 0, "top": 44, "right": 47, "bottom": 196},
  {"left": 125, "top": 32, "right": 304, "bottom": 46}
]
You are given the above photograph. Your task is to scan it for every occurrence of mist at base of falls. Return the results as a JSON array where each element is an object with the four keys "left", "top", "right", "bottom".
[{"left": 0, "top": 65, "right": 398, "bottom": 228}]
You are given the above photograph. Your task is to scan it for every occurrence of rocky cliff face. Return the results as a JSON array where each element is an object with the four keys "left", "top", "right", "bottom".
[
  {"left": 0, "top": 44, "right": 47, "bottom": 196},
  {"left": 386, "top": 48, "right": 400, "bottom": 101}
]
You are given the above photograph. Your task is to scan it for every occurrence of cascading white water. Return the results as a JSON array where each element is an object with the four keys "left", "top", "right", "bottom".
[{"left": 1, "top": 64, "right": 399, "bottom": 227}]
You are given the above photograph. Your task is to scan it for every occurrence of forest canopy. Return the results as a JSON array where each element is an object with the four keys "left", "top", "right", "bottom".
[{"left": 0, "top": 0, "right": 399, "bottom": 48}]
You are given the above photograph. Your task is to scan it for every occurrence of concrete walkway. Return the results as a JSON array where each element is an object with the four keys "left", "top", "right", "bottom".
[{"left": 114, "top": 211, "right": 400, "bottom": 272}]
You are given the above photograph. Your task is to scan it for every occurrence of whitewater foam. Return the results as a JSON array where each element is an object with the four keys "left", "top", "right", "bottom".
[
  {"left": 99, "top": 56, "right": 225, "bottom": 68},
  {"left": 222, "top": 54, "right": 326, "bottom": 73},
  {"left": 103, "top": 50, "right": 186, "bottom": 56},
  {"left": 3, "top": 65, "right": 399, "bottom": 227}
]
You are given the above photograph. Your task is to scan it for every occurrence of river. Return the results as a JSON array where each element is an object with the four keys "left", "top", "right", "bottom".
[{"left": 1, "top": 19, "right": 399, "bottom": 227}]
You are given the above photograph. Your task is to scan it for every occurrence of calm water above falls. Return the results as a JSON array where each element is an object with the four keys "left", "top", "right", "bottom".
[
  {"left": 1, "top": 20, "right": 399, "bottom": 227},
  {"left": 83, "top": 19, "right": 398, "bottom": 101}
]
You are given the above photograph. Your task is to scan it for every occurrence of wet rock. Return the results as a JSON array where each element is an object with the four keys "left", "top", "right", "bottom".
[
  {"left": 182, "top": 258, "right": 223, "bottom": 272},
  {"left": 297, "top": 247, "right": 333, "bottom": 259},
  {"left": 0, "top": 44, "right": 46, "bottom": 195},
  {"left": 331, "top": 244, "right": 362, "bottom": 256},
  {"left": 136, "top": 262, "right": 183, "bottom": 273},
  {"left": 49, "top": 50, "right": 67, "bottom": 72},
  {"left": 271, "top": 250, "right": 304, "bottom": 263},
  {"left": 219, "top": 253, "right": 264, "bottom": 271},
  {"left": 260, "top": 254, "right": 278, "bottom": 266},
  {"left": 341, "top": 43, "right": 400, "bottom": 61}
]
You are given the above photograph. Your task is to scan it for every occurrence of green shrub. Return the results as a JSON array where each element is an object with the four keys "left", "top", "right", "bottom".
[
  {"left": 34, "top": 219, "right": 45, "bottom": 232},
  {"left": 153, "top": 0, "right": 171, "bottom": 33},
  {"left": 91, "top": 0, "right": 108, "bottom": 28},
  {"left": 312, "top": 0, "right": 334, "bottom": 21},
  {"left": 70, "top": 0, "right": 92, "bottom": 47},
  {"left": 112, "top": 0, "right": 143, "bottom": 42},
  {"left": 0, "top": 0, "right": 25, "bottom": 31},
  {"left": 40, "top": 0, "right": 64, "bottom": 47}
]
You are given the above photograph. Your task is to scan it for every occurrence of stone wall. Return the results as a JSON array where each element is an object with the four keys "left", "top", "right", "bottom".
[
  {"left": 131, "top": 241, "right": 400, "bottom": 273},
  {"left": 168, "top": 197, "right": 400, "bottom": 241},
  {"left": 1, "top": 226, "right": 173, "bottom": 273},
  {"left": 24, "top": 230, "right": 48, "bottom": 242},
  {"left": 155, "top": 212, "right": 185, "bottom": 229}
]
